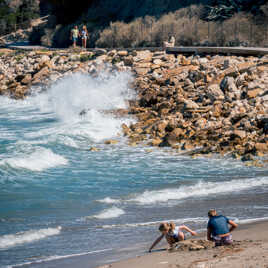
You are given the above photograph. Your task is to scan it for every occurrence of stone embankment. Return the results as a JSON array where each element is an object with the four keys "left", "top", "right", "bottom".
[{"left": 0, "top": 48, "right": 267, "bottom": 164}]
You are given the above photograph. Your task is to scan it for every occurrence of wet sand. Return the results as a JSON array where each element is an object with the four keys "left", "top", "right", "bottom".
[{"left": 100, "top": 220, "right": 268, "bottom": 268}]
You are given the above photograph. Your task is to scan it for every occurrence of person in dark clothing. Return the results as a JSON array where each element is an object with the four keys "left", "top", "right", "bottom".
[{"left": 207, "top": 209, "right": 238, "bottom": 246}]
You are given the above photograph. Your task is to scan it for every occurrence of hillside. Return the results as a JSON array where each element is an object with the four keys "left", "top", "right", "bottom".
[
  {"left": 0, "top": 0, "right": 40, "bottom": 36},
  {"left": 1, "top": 0, "right": 268, "bottom": 47},
  {"left": 37, "top": 0, "right": 268, "bottom": 48},
  {"left": 47, "top": 0, "right": 267, "bottom": 25}
]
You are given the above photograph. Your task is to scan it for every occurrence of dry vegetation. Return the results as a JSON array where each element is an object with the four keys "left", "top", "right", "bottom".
[{"left": 96, "top": 5, "right": 268, "bottom": 48}]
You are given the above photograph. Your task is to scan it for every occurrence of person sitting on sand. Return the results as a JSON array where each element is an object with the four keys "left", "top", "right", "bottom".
[
  {"left": 207, "top": 209, "right": 238, "bottom": 247},
  {"left": 163, "top": 36, "right": 175, "bottom": 49},
  {"left": 149, "top": 222, "right": 197, "bottom": 252}
]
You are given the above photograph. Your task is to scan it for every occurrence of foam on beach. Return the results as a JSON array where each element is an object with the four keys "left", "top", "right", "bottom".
[{"left": 9, "top": 248, "right": 112, "bottom": 268}]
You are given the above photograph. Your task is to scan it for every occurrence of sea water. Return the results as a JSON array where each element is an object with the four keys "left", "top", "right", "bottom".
[{"left": 0, "top": 71, "right": 268, "bottom": 268}]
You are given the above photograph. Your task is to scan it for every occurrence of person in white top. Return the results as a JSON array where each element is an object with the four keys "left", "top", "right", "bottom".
[
  {"left": 149, "top": 222, "right": 197, "bottom": 252},
  {"left": 81, "top": 25, "right": 89, "bottom": 49}
]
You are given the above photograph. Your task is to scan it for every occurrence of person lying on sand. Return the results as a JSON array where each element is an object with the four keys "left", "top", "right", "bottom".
[
  {"left": 207, "top": 209, "right": 238, "bottom": 247},
  {"left": 149, "top": 222, "right": 197, "bottom": 252}
]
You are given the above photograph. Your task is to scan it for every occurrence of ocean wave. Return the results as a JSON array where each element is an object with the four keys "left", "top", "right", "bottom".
[
  {"left": 238, "top": 217, "right": 268, "bottom": 224},
  {"left": 98, "top": 217, "right": 206, "bottom": 229},
  {"left": 37, "top": 72, "right": 135, "bottom": 142},
  {"left": 98, "top": 197, "right": 121, "bottom": 204},
  {"left": 89, "top": 207, "right": 125, "bottom": 220},
  {"left": 100, "top": 177, "right": 268, "bottom": 205},
  {"left": 0, "top": 227, "right": 62, "bottom": 250},
  {"left": 130, "top": 177, "right": 268, "bottom": 205},
  {"left": 0, "top": 147, "right": 68, "bottom": 172}
]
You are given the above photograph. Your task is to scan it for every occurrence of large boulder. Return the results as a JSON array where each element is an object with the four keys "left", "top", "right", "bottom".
[
  {"left": 232, "top": 130, "right": 247, "bottom": 139},
  {"left": 160, "top": 128, "right": 185, "bottom": 147},
  {"left": 183, "top": 99, "right": 199, "bottom": 110},
  {"left": 257, "top": 117, "right": 268, "bottom": 134},
  {"left": 247, "top": 88, "right": 263, "bottom": 99},
  {"left": 220, "top": 76, "right": 238, "bottom": 92},
  {"left": 254, "top": 142, "right": 268, "bottom": 152},
  {"left": 206, "top": 84, "right": 224, "bottom": 101}
]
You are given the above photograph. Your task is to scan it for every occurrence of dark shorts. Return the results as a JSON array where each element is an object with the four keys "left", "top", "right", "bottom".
[
  {"left": 213, "top": 234, "right": 233, "bottom": 246},
  {"left": 73, "top": 37, "right": 78, "bottom": 42}
]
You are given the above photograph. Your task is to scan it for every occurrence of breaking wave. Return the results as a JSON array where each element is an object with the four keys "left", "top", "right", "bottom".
[
  {"left": 90, "top": 207, "right": 125, "bottom": 220},
  {"left": 99, "top": 217, "right": 206, "bottom": 229},
  {"left": 131, "top": 177, "right": 268, "bottom": 205},
  {"left": 0, "top": 227, "right": 62, "bottom": 250},
  {"left": 99, "top": 177, "right": 268, "bottom": 205},
  {"left": 0, "top": 147, "right": 68, "bottom": 172}
]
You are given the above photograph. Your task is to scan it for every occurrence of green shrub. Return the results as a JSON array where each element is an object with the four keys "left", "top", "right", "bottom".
[{"left": 96, "top": 6, "right": 268, "bottom": 48}]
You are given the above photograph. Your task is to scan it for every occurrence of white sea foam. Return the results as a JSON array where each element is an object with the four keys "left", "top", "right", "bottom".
[
  {"left": 0, "top": 227, "right": 62, "bottom": 250},
  {"left": 91, "top": 207, "right": 125, "bottom": 220},
  {"left": 238, "top": 217, "right": 268, "bottom": 224},
  {"left": 33, "top": 71, "right": 135, "bottom": 142},
  {"left": 100, "top": 177, "right": 268, "bottom": 205},
  {"left": 99, "top": 217, "right": 206, "bottom": 229},
  {"left": 98, "top": 197, "right": 121, "bottom": 204},
  {"left": 131, "top": 177, "right": 268, "bottom": 204},
  {"left": 0, "top": 147, "right": 68, "bottom": 172}
]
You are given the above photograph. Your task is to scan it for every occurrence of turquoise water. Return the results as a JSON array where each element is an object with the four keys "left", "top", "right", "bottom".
[{"left": 0, "top": 72, "right": 268, "bottom": 268}]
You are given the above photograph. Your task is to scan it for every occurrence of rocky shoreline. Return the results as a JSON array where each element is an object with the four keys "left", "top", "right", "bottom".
[{"left": 0, "top": 48, "right": 267, "bottom": 165}]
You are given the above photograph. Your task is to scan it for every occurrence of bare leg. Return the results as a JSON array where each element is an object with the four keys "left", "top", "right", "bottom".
[
  {"left": 180, "top": 225, "right": 197, "bottom": 236},
  {"left": 83, "top": 39, "right": 87, "bottom": 49}
]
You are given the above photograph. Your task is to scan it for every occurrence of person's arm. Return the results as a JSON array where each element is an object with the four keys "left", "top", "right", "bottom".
[
  {"left": 180, "top": 225, "right": 197, "bottom": 236},
  {"left": 149, "top": 234, "right": 164, "bottom": 253},
  {"left": 70, "top": 30, "right": 73, "bottom": 40},
  {"left": 228, "top": 220, "right": 238, "bottom": 232},
  {"left": 207, "top": 227, "right": 213, "bottom": 241}
]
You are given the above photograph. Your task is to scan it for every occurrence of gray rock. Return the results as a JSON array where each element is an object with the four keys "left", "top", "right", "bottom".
[
  {"left": 207, "top": 84, "right": 224, "bottom": 100},
  {"left": 221, "top": 76, "right": 238, "bottom": 92}
]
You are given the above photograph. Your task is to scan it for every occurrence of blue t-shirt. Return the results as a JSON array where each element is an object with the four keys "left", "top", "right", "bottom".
[{"left": 207, "top": 215, "right": 230, "bottom": 236}]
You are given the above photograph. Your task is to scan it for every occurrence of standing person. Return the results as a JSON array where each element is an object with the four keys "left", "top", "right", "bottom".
[
  {"left": 207, "top": 209, "right": 238, "bottom": 247},
  {"left": 149, "top": 222, "right": 197, "bottom": 252},
  {"left": 81, "top": 25, "right": 89, "bottom": 49},
  {"left": 70, "top": 25, "right": 79, "bottom": 48}
]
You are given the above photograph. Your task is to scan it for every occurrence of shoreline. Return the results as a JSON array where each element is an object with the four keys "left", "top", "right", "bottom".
[
  {"left": 101, "top": 219, "right": 268, "bottom": 268},
  {"left": 14, "top": 217, "right": 268, "bottom": 268}
]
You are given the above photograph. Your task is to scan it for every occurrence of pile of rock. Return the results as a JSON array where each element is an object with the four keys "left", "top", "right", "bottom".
[
  {"left": 0, "top": 48, "right": 267, "bottom": 163},
  {"left": 120, "top": 50, "right": 268, "bottom": 164},
  {"left": 0, "top": 48, "right": 131, "bottom": 99}
]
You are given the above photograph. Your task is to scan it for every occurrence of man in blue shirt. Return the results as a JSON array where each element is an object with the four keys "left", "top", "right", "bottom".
[{"left": 207, "top": 209, "right": 238, "bottom": 246}]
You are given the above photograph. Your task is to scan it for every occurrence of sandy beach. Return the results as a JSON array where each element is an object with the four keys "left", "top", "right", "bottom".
[{"left": 101, "top": 220, "right": 268, "bottom": 268}]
